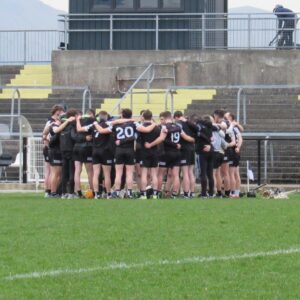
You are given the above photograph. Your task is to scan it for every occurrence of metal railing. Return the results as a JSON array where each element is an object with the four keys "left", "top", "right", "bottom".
[
  {"left": 165, "top": 84, "right": 300, "bottom": 125},
  {"left": 0, "top": 30, "right": 64, "bottom": 64},
  {"left": 0, "top": 85, "right": 92, "bottom": 118},
  {"left": 242, "top": 134, "right": 300, "bottom": 185},
  {"left": 0, "top": 13, "right": 299, "bottom": 64},
  {"left": 110, "top": 63, "right": 154, "bottom": 115},
  {"left": 59, "top": 12, "right": 300, "bottom": 50}
]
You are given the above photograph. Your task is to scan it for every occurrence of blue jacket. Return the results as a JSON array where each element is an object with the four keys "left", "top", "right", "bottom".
[{"left": 274, "top": 7, "right": 296, "bottom": 29}]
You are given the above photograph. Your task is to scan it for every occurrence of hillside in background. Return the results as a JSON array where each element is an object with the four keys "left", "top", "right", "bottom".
[
  {"left": 0, "top": 0, "right": 63, "bottom": 30},
  {"left": 228, "top": 6, "right": 277, "bottom": 48},
  {"left": 229, "top": 6, "right": 270, "bottom": 14}
]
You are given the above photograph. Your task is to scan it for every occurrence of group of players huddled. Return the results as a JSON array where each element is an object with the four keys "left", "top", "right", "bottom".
[{"left": 43, "top": 105, "right": 243, "bottom": 199}]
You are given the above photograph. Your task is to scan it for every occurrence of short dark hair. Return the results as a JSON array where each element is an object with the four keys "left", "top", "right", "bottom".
[
  {"left": 143, "top": 110, "right": 152, "bottom": 121},
  {"left": 213, "top": 109, "right": 225, "bottom": 118},
  {"left": 202, "top": 115, "right": 212, "bottom": 124},
  {"left": 66, "top": 108, "right": 78, "bottom": 118},
  {"left": 140, "top": 110, "right": 145, "bottom": 116},
  {"left": 173, "top": 111, "right": 183, "bottom": 119},
  {"left": 122, "top": 108, "right": 132, "bottom": 119},
  {"left": 98, "top": 110, "right": 108, "bottom": 122},
  {"left": 50, "top": 105, "right": 64, "bottom": 116},
  {"left": 162, "top": 111, "right": 172, "bottom": 120},
  {"left": 86, "top": 109, "right": 95, "bottom": 117}
]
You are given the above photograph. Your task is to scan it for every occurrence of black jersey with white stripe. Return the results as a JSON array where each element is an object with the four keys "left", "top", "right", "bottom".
[
  {"left": 140, "top": 122, "right": 161, "bottom": 152},
  {"left": 113, "top": 121, "right": 138, "bottom": 149},
  {"left": 163, "top": 123, "right": 182, "bottom": 152},
  {"left": 92, "top": 121, "right": 112, "bottom": 149}
]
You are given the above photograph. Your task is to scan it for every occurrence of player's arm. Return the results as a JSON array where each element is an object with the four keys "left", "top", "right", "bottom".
[
  {"left": 181, "top": 131, "right": 195, "bottom": 143},
  {"left": 232, "top": 121, "right": 244, "bottom": 133},
  {"left": 93, "top": 122, "right": 112, "bottom": 134},
  {"left": 42, "top": 123, "right": 51, "bottom": 142},
  {"left": 110, "top": 118, "right": 135, "bottom": 125},
  {"left": 235, "top": 129, "right": 243, "bottom": 153},
  {"left": 76, "top": 116, "right": 88, "bottom": 133},
  {"left": 136, "top": 122, "right": 156, "bottom": 133},
  {"left": 53, "top": 117, "right": 75, "bottom": 134},
  {"left": 145, "top": 130, "right": 167, "bottom": 149}
]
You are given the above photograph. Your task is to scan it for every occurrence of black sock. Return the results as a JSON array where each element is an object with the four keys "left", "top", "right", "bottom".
[
  {"left": 172, "top": 192, "right": 177, "bottom": 197},
  {"left": 217, "top": 191, "right": 222, "bottom": 196},
  {"left": 128, "top": 189, "right": 133, "bottom": 196},
  {"left": 184, "top": 192, "right": 189, "bottom": 197},
  {"left": 225, "top": 190, "right": 230, "bottom": 196},
  {"left": 140, "top": 191, "right": 146, "bottom": 196},
  {"left": 107, "top": 192, "right": 112, "bottom": 197},
  {"left": 46, "top": 189, "right": 51, "bottom": 194}
]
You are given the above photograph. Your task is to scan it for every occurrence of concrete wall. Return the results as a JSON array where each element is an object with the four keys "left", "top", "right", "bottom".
[{"left": 52, "top": 50, "right": 300, "bottom": 92}]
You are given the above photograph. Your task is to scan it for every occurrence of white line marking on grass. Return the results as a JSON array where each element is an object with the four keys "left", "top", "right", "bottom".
[{"left": 5, "top": 247, "right": 300, "bottom": 281}]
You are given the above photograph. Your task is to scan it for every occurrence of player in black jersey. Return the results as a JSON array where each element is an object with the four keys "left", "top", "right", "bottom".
[
  {"left": 45, "top": 107, "right": 75, "bottom": 198},
  {"left": 145, "top": 111, "right": 195, "bottom": 198},
  {"left": 73, "top": 110, "right": 95, "bottom": 198},
  {"left": 174, "top": 111, "right": 197, "bottom": 198},
  {"left": 94, "top": 108, "right": 156, "bottom": 198},
  {"left": 43, "top": 105, "right": 64, "bottom": 197},
  {"left": 79, "top": 111, "right": 114, "bottom": 199},
  {"left": 213, "top": 110, "right": 232, "bottom": 197},
  {"left": 42, "top": 105, "right": 64, "bottom": 197},
  {"left": 225, "top": 112, "right": 243, "bottom": 198},
  {"left": 138, "top": 110, "right": 161, "bottom": 199},
  {"left": 195, "top": 115, "right": 215, "bottom": 197},
  {"left": 135, "top": 110, "right": 145, "bottom": 192},
  {"left": 59, "top": 109, "right": 78, "bottom": 199}
]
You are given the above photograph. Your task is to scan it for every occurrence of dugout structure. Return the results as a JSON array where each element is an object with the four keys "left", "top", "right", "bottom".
[
  {"left": 66, "top": 0, "right": 228, "bottom": 50},
  {"left": 0, "top": 114, "right": 40, "bottom": 184}
]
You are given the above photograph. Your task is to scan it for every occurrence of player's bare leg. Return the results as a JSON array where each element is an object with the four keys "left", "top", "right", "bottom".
[
  {"left": 126, "top": 165, "right": 135, "bottom": 198},
  {"left": 103, "top": 165, "right": 112, "bottom": 198},
  {"left": 84, "top": 162, "right": 93, "bottom": 190},
  {"left": 221, "top": 163, "right": 231, "bottom": 197},
  {"left": 93, "top": 164, "right": 101, "bottom": 198},
  {"left": 74, "top": 161, "right": 83, "bottom": 197},
  {"left": 171, "top": 166, "right": 180, "bottom": 197},
  {"left": 158, "top": 167, "right": 167, "bottom": 196},
  {"left": 188, "top": 165, "right": 195, "bottom": 197},
  {"left": 181, "top": 165, "right": 190, "bottom": 198},
  {"left": 44, "top": 162, "right": 51, "bottom": 196},
  {"left": 114, "top": 164, "right": 124, "bottom": 197},
  {"left": 50, "top": 165, "right": 61, "bottom": 195}
]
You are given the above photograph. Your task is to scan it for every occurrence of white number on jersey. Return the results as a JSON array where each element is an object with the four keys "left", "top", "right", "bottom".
[
  {"left": 116, "top": 126, "right": 135, "bottom": 140},
  {"left": 171, "top": 132, "right": 180, "bottom": 143}
]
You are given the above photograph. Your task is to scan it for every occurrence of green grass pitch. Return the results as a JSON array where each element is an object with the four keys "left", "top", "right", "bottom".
[{"left": 1, "top": 193, "right": 300, "bottom": 299}]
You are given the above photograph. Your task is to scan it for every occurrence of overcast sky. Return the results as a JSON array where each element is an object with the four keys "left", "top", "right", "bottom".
[{"left": 41, "top": 0, "right": 300, "bottom": 13}]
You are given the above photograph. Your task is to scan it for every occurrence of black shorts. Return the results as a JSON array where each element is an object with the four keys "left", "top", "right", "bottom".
[
  {"left": 93, "top": 147, "right": 114, "bottom": 166},
  {"left": 213, "top": 152, "right": 224, "bottom": 169},
  {"left": 115, "top": 147, "right": 135, "bottom": 165},
  {"left": 140, "top": 151, "right": 159, "bottom": 168},
  {"left": 135, "top": 148, "right": 142, "bottom": 165},
  {"left": 229, "top": 153, "right": 240, "bottom": 167},
  {"left": 43, "top": 146, "right": 50, "bottom": 163},
  {"left": 180, "top": 147, "right": 195, "bottom": 166},
  {"left": 73, "top": 145, "right": 93, "bottom": 163},
  {"left": 49, "top": 148, "right": 62, "bottom": 167},
  {"left": 223, "top": 148, "right": 233, "bottom": 164},
  {"left": 159, "top": 151, "right": 181, "bottom": 168}
]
